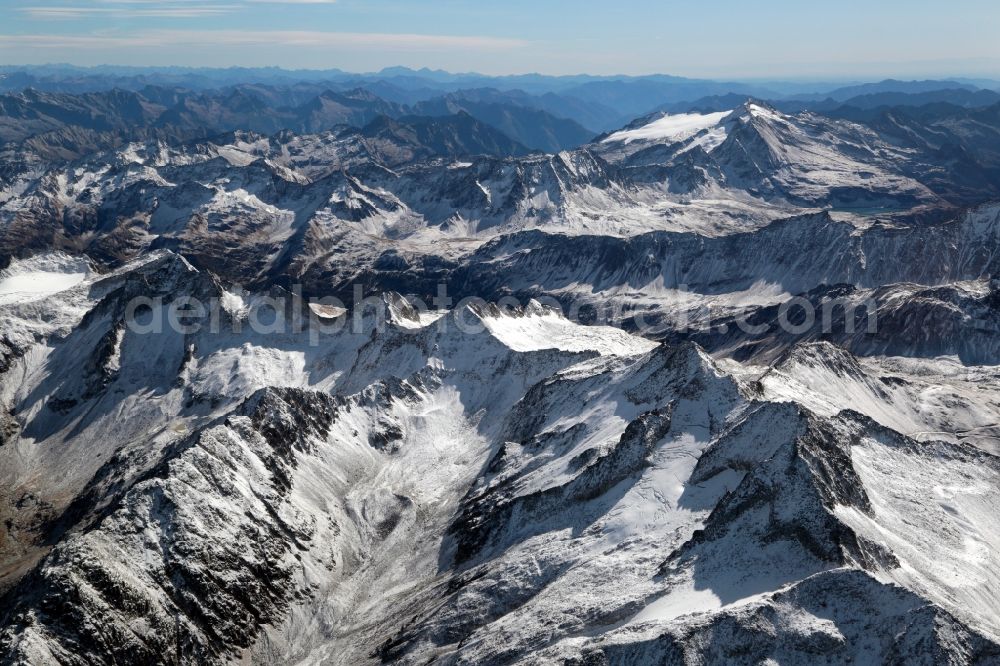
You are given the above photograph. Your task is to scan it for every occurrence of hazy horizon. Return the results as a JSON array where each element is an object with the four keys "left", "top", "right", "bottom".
[
  {"left": 0, "top": 0, "right": 998, "bottom": 79},
  {"left": 1, "top": 63, "right": 997, "bottom": 89}
]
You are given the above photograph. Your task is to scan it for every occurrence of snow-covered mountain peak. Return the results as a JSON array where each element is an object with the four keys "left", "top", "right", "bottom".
[
  {"left": 770, "top": 340, "right": 870, "bottom": 379},
  {"left": 730, "top": 98, "right": 787, "bottom": 124},
  {"left": 602, "top": 108, "right": 733, "bottom": 145}
]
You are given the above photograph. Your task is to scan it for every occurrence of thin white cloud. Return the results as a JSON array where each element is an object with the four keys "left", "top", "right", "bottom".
[
  {"left": 94, "top": 0, "right": 225, "bottom": 3},
  {"left": 0, "top": 30, "right": 528, "bottom": 51},
  {"left": 21, "top": 5, "right": 239, "bottom": 18},
  {"left": 20, "top": 0, "right": 337, "bottom": 19}
]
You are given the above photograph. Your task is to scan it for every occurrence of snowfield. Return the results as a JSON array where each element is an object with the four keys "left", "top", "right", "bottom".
[
  {"left": 603, "top": 110, "right": 733, "bottom": 144},
  {"left": 0, "top": 253, "right": 90, "bottom": 306}
]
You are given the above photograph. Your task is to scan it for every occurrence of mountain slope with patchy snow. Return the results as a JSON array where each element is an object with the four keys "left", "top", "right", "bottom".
[
  {"left": 3, "top": 91, "right": 1000, "bottom": 665},
  {"left": 0, "top": 255, "right": 998, "bottom": 664}
]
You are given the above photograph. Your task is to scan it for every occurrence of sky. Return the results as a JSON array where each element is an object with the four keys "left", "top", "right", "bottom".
[{"left": 0, "top": 0, "right": 998, "bottom": 80}]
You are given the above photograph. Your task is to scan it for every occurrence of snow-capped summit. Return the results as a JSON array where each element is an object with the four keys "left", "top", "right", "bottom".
[
  {"left": 602, "top": 108, "right": 733, "bottom": 146},
  {"left": 595, "top": 98, "right": 937, "bottom": 208}
]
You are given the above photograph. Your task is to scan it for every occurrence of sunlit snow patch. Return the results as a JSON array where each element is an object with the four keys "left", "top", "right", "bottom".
[
  {"left": 603, "top": 110, "right": 732, "bottom": 145},
  {"left": 0, "top": 253, "right": 90, "bottom": 306},
  {"left": 629, "top": 579, "right": 775, "bottom": 625},
  {"left": 835, "top": 436, "right": 1000, "bottom": 640},
  {"left": 220, "top": 287, "right": 250, "bottom": 316},
  {"left": 747, "top": 102, "right": 785, "bottom": 122},
  {"left": 307, "top": 302, "right": 348, "bottom": 320},
  {"left": 479, "top": 300, "right": 657, "bottom": 356}
]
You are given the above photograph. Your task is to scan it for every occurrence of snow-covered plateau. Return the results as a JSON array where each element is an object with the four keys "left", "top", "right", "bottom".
[{"left": 1, "top": 98, "right": 1000, "bottom": 665}]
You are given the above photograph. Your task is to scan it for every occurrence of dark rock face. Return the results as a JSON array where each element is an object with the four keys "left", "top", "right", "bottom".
[
  {"left": 456, "top": 208, "right": 1000, "bottom": 301},
  {"left": 0, "top": 387, "right": 342, "bottom": 665},
  {"left": 662, "top": 278, "right": 1000, "bottom": 365},
  {"left": 450, "top": 405, "right": 674, "bottom": 566},
  {"left": 666, "top": 410, "right": 894, "bottom": 578}
]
